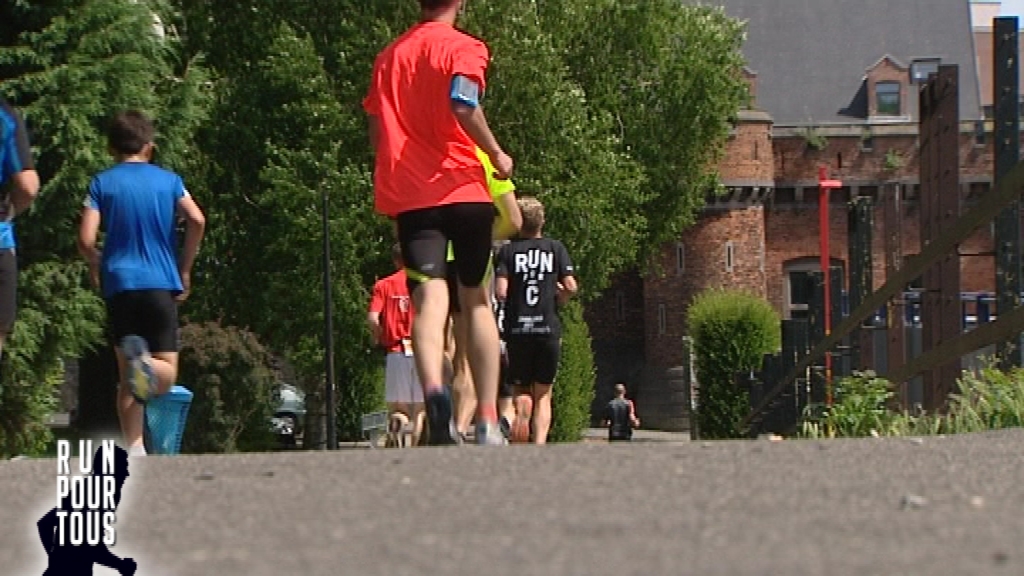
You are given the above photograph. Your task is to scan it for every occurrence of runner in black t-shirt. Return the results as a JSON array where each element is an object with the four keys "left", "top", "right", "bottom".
[
  {"left": 495, "top": 197, "right": 578, "bottom": 444},
  {"left": 603, "top": 383, "right": 640, "bottom": 442}
]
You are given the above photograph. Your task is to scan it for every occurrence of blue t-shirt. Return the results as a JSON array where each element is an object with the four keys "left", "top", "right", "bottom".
[
  {"left": 85, "top": 162, "right": 186, "bottom": 299},
  {"left": 1, "top": 99, "right": 34, "bottom": 191}
]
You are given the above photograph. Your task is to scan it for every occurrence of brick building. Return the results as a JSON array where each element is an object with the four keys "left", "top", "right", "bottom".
[{"left": 585, "top": 0, "right": 1019, "bottom": 430}]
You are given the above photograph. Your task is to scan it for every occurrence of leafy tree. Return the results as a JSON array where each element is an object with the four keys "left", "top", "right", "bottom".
[
  {"left": 0, "top": 0, "right": 210, "bottom": 455},
  {"left": 459, "top": 0, "right": 648, "bottom": 298},
  {"left": 188, "top": 22, "right": 386, "bottom": 443},
  {"left": 559, "top": 0, "right": 749, "bottom": 259},
  {"left": 177, "top": 322, "right": 278, "bottom": 453}
]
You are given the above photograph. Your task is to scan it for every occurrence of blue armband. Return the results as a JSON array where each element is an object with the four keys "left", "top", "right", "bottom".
[
  {"left": 0, "top": 221, "right": 16, "bottom": 250},
  {"left": 450, "top": 75, "right": 481, "bottom": 108}
]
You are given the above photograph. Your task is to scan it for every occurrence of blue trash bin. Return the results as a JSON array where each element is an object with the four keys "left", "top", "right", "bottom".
[{"left": 144, "top": 385, "right": 193, "bottom": 455}]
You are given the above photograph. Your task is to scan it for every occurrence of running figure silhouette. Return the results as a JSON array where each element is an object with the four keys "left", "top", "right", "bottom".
[{"left": 36, "top": 445, "right": 136, "bottom": 575}]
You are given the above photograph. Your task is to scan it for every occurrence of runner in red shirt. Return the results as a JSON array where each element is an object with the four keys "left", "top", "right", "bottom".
[
  {"left": 368, "top": 244, "right": 424, "bottom": 447},
  {"left": 363, "top": 0, "right": 513, "bottom": 445}
]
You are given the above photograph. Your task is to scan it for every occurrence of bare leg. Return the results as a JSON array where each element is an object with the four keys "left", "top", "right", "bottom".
[
  {"left": 532, "top": 383, "right": 553, "bottom": 445},
  {"left": 411, "top": 279, "right": 449, "bottom": 394},
  {"left": 408, "top": 402, "right": 426, "bottom": 446},
  {"left": 450, "top": 313, "right": 477, "bottom": 435},
  {"left": 114, "top": 348, "right": 145, "bottom": 451},
  {"left": 150, "top": 351, "right": 178, "bottom": 395},
  {"left": 386, "top": 402, "right": 409, "bottom": 447},
  {"left": 458, "top": 282, "right": 500, "bottom": 424},
  {"left": 498, "top": 397, "right": 515, "bottom": 427}
]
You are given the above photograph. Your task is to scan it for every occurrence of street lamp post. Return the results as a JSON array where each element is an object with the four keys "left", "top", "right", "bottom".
[
  {"left": 818, "top": 165, "right": 843, "bottom": 407},
  {"left": 322, "top": 186, "right": 337, "bottom": 451}
]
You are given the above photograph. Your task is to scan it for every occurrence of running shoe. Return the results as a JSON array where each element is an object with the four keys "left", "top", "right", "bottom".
[
  {"left": 475, "top": 420, "right": 508, "bottom": 446},
  {"left": 121, "top": 335, "right": 158, "bottom": 403},
  {"left": 425, "top": 389, "right": 458, "bottom": 446}
]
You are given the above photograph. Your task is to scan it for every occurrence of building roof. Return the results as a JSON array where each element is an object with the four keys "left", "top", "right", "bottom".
[{"left": 710, "top": 0, "right": 984, "bottom": 125}]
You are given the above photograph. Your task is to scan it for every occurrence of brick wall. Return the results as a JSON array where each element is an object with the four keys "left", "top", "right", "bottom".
[
  {"left": 584, "top": 269, "right": 645, "bottom": 345},
  {"left": 720, "top": 114, "right": 775, "bottom": 183},
  {"left": 774, "top": 133, "right": 992, "bottom": 184},
  {"left": 765, "top": 198, "right": 995, "bottom": 316},
  {"left": 643, "top": 206, "right": 767, "bottom": 370}
]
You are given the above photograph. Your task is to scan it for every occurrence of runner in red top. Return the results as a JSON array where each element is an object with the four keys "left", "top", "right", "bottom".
[
  {"left": 368, "top": 244, "right": 424, "bottom": 447},
  {"left": 363, "top": 0, "right": 513, "bottom": 446}
]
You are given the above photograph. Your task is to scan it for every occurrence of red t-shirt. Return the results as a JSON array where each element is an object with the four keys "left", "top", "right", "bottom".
[
  {"left": 363, "top": 21, "right": 492, "bottom": 217},
  {"left": 369, "top": 270, "right": 415, "bottom": 353}
]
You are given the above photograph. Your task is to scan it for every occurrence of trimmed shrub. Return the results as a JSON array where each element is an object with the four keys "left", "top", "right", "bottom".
[
  {"left": 688, "top": 288, "right": 780, "bottom": 438},
  {"left": 177, "top": 322, "right": 279, "bottom": 453},
  {"left": 550, "top": 299, "right": 596, "bottom": 442}
]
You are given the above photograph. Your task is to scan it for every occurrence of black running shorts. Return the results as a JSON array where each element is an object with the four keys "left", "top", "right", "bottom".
[
  {"left": 106, "top": 290, "right": 179, "bottom": 353},
  {"left": 0, "top": 249, "right": 17, "bottom": 335},
  {"left": 506, "top": 335, "right": 561, "bottom": 387},
  {"left": 397, "top": 203, "right": 494, "bottom": 296}
]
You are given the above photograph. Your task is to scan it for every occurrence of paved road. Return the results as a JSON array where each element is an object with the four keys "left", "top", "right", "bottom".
[{"left": 3, "top": 429, "right": 1023, "bottom": 576}]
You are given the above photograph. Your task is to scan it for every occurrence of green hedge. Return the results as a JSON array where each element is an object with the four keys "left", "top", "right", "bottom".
[
  {"left": 178, "top": 322, "right": 279, "bottom": 453},
  {"left": 550, "top": 299, "right": 596, "bottom": 442},
  {"left": 688, "top": 289, "right": 780, "bottom": 439}
]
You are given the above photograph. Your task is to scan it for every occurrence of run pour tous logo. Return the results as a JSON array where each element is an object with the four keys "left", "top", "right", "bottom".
[{"left": 36, "top": 440, "right": 138, "bottom": 575}]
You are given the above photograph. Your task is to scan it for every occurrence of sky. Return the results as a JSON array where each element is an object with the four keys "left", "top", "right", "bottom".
[{"left": 1000, "top": 0, "right": 1024, "bottom": 22}]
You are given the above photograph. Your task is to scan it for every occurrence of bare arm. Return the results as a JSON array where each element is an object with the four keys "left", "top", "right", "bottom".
[
  {"left": 9, "top": 170, "right": 39, "bottom": 215},
  {"left": 367, "top": 311, "right": 382, "bottom": 343},
  {"left": 176, "top": 194, "right": 206, "bottom": 299},
  {"left": 495, "top": 276, "right": 509, "bottom": 301},
  {"left": 77, "top": 207, "right": 101, "bottom": 289},
  {"left": 557, "top": 276, "right": 578, "bottom": 305},
  {"left": 451, "top": 103, "right": 512, "bottom": 178}
]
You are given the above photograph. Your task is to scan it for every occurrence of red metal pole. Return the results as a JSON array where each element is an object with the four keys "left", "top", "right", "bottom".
[{"left": 818, "top": 165, "right": 842, "bottom": 407}]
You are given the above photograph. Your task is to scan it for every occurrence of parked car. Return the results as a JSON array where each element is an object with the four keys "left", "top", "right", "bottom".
[{"left": 271, "top": 384, "right": 306, "bottom": 448}]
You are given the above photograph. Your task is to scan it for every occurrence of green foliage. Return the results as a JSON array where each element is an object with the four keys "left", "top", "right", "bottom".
[
  {"left": 549, "top": 300, "right": 596, "bottom": 442},
  {"left": 460, "top": 1, "right": 648, "bottom": 297},
  {"left": 0, "top": 261, "right": 105, "bottom": 457},
  {"left": 0, "top": 0, "right": 209, "bottom": 454},
  {"left": 559, "top": 0, "right": 750, "bottom": 259},
  {"left": 688, "top": 289, "right": 781, "bottom": 439},
  {"left": 800, "top": 371, "right": 898, "bottom": 438},
  {"left": 801, "top": 127, "right": 828, "bottom": 152},
  {"left": 801, "top": 361, "right": 1024, "bottom": 439},
  {"left": 0, "top": 0, "right": 749, "bottom": 448},
  {"left": 884, "top": 149, "right": 904, "bottom": 171},
  {"left": 177, "top": 322, "right": 278, "bottom": 453}
]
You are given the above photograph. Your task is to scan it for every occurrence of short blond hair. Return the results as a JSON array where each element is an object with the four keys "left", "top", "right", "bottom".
[{"left": 518, "top": 196, "right": 545, "bottom": 236}]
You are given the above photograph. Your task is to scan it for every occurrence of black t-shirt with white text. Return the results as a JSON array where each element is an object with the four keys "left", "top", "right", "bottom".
[{"left": 496, "top": 237, "right": 574, "bottom": 338}]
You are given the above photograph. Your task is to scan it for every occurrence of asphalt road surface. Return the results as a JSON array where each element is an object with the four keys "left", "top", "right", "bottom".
[{"left": 3, "top": 429, "right": 1023, "bottom": 576}]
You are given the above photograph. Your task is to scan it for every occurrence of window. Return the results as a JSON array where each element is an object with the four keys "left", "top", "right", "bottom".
[
  {"left": 974, "top": 120, "right": 986, "bottom": 147},
  {"left": 725, "top": 241, "right": 735, "bottom": 273},
  {"left": 861, "top": 133, "right": 874, "bottom": 152},
  {"left": 910, "top": 58, "right": 940, "bottom": 84},
  {"left": 773, "top": 187, "right": 796, "bottom": 204},
  {"left": 876, "top": 82, "right": 901, "bottom": 116},
  {"left": 657, "top": 304, "right": 667, "bottom": 335},
  {"left": 675, "top": 243, "right": 685, "bottom": 275},
  {"left": 615, "top": 291, "right": 626, "bottom": 320},
  {"left": 783, "top": 258, "right": 846, "bottom": 320}
]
